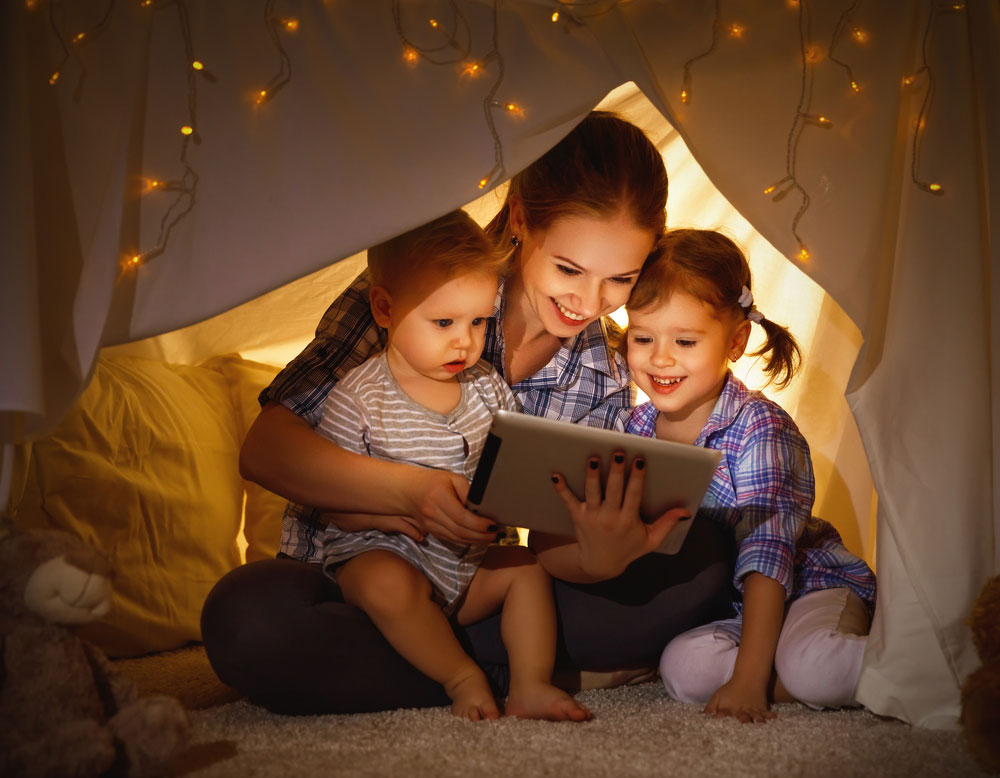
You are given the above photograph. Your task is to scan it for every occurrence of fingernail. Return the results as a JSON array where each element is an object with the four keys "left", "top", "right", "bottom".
[
  {"left": 487, "top": 524, "right": 498, "bottom": 532},
  {"left": 679, "top": 514, "right": 692, "bottom": 521},
  {"left": 613, "top": 452, "right": 624, "bottom": 464},
  {"left": 551, "top": 475, "right": 559, "bottom": 483},
  {"left": 635, "top": 458, "right": 645, "bottom": 470},
  {"left": 589, "top": 459, "right": 599, "bottom": 470}
]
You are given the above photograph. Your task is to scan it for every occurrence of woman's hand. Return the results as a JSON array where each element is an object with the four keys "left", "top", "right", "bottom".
[
  {"left": 398, "top": 467, "right": 498, "bottom": 545},
  {"left": 550, "top": 451, "right": 690, "bottom": 580},
  {"left": 320, "top": 512, "right": 427, "bottom": 543}
]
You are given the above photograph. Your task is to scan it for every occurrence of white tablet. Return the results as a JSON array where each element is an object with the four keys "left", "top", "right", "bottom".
[{"left": 466, "top": 410, "right": 721, "bottom": 555}]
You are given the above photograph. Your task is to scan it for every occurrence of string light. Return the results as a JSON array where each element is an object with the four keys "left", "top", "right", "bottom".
[
  {"left": 402, "top": 47, "right": 419, "bottom": 66},
  {"left": 909, "top": 1, "right": 951, "bottom": 196},
  {"left": 727, "top": 23, "right": 745, "bottom": 39},
  {"left": 461, "top": 60, "right": 485, "bottom": 78},
  {"left": 254, "top": 0, "right": 294, "bottom": 106},
  {"left": 679, "top": 0, "right": 722, "bottom": 106},
  {"left": 279, "top": 17, "right": 299, "bottom": 32},
  {"left": 552, "top": 10, "right": 560, "bottom": 22},
  {"left": 46, "top": 0, "right": 117, "bottom": 101},
  {"left": 829, "top": 1, "right": 864, "bottom": 94}
]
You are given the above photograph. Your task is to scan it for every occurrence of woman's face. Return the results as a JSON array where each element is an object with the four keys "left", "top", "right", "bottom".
[{"left": 513, "top": 210, "right": 655, "bottom": 338}]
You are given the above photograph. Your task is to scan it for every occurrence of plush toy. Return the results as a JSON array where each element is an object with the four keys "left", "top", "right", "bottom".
[
  {"left": 0, "top": 523, "right": 190, "bottom": 778},
  {"left": 960, "top": 574, "right": 1000, "bottom": 772}
]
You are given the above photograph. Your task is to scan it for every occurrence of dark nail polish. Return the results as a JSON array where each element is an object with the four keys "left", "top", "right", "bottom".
[
  {"left": 551, "top": 475, "right": 559, "bottom": 483},
  {"left": 679, "top": 514, "right": 692, "bottom": 521},
  {"left": 635, "top": 459, "right": 645, "bottom": 470},
  {"left": 589, "top": 459, "right": 599, "bottom": 470},
  {"left": 613, "top": 452, "right": 625, "bottom": 464},
  {"left": 487, "top": 524, "right": 498, "bottom": 532},
  {"left": 495, "top": 532, "right": 506, "bottom": 543}
]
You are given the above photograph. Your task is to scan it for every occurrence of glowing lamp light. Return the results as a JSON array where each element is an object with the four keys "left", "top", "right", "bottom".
[
  {"left": 461, "top": 61, "right": 484, "bottom": 78},
  {"left": 192, "top": 61, "right": 204, "bottom": 71},
  {"left": 552, "top": 11, "right": 560, "bottom": 22},
  {"left": 902, "top": 74, "right": 918, "bottom": 87},
  {"left": 429, "top": 18, "right": 439, "bottom": 29},
  {"left": 478, "top": 177, "right": 489, "bottom": 189},
  {"left": 851, "top": 27, "right": 869, "bottom": 43},
  {"left": 180, "top": 125, "right": 194, "bottom": 136},
  {"left": 850, "top": 80, "right": 861, "bottom": 93},
  {"left": 763, "top": 184, "right": 777, "bottom": 195},
  {"left": 403, "top": 47, "right": 419, "bottom": 66},
  {"left": 255, "top": 88, "right": 269, "bottom": 104},
  {"left": 73, "top": 32, "right": 86, "bottom": 43},
  {"left": 144, "top": 178, "right": 164, "bottom": 192},
  {"left": 727, "top": 24, "right": 745, "bottom": 38},
  {"left": 680, "top": 89, "right": 689, "bottom": 104},
  {"left": 797, "top": 247, "right": 811, "bottom": 261},
  {"left": 504, "top": 102, "right": 523, "bottom": 115},
  {"left": 280, "top": 18, "right": 299, "bottom": 32},
  {"left": 49, "top": 71, "right": 60, "bottom": 85}
]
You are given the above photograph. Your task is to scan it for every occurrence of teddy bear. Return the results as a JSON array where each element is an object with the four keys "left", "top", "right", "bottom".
[
  {"left": 0, "top": 522, "right": 191, "bottom": 778},
  {"left": 960, "top": 574, "right": 1000, "bottom": 772}
]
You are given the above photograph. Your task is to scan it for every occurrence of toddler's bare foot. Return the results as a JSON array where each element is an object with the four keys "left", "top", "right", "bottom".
[
  {"left": 445, "top": 670, "right": 500, "bottom": 721},
  {"left": 506, "top": 681, "right": 592, "bottom": 722}
]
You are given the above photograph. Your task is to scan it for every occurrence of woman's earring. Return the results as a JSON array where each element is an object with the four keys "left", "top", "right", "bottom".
[{"left": 510, "top": 234, "right": 520, "bottom": 247}]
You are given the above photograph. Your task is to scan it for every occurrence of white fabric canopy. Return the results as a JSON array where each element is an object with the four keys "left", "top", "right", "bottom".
[{"left": 2, "top": 0, "right": 996, "bottom": 729}]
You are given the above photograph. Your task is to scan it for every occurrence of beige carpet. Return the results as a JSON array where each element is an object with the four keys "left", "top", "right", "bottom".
[{"left": 115, "top": 645, "right": 990, "bottom": 777}]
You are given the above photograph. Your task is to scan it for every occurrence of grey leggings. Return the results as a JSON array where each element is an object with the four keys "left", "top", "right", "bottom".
[{"left": 201, "top": 517, "right": 733, "bottom": 714}]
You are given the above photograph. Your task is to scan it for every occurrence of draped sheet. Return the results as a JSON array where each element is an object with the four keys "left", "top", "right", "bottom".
[{"left": 1, "top": 0, "right": 995, "bottom": 729}]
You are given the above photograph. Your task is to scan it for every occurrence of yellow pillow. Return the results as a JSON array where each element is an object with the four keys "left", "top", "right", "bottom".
[
  {"left": 202, "top": 354, "right": 285, "bottom": 563},
  {"left": 13, "top": 355, "right": 245, "bottom": 657}
]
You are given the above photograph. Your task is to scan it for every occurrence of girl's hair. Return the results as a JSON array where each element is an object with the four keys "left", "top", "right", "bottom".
[
  {"left": 368, "top": 209, "right": 509, "bottom": 291},
  {"left": 627, "top": 229, "right": 802, "bottom": 388},
  {"left": 485, "top": 111, "right": 669, "bottom": 243}
]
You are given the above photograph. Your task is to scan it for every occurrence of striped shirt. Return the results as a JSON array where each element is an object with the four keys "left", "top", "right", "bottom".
[
  {"left": 626, "top": 373, "right": 876, "bottom": 613},
  {"left": 317, "top": 354, "right": 516, "bottom": 613},
  {"left": 262, "top": 268, "right": 634, "bottom": 562}
]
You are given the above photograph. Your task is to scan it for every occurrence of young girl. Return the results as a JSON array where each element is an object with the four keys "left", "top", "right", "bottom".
[{"left": 622, "top": 229, "right": 875, "bottom": 721}]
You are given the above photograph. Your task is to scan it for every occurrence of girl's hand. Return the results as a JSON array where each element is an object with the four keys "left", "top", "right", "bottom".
[
  {"left": 400, "top": 467, "right": 498, "bottom": 545},
  {"left": 320, "top": 512, "right": 427, "bottom": 543},
  {"left": 551, "top": 452, "right": 690, "bottom": 580},
  {"left": 704, "top": 677, "right": 775, "bottom": 724}
]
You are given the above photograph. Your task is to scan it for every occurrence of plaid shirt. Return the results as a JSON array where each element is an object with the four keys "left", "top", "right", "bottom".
[
  {"left": 262, "top": 269, "right": 634, "bottom": 562},
  {"left": 627, "top": 374, "right": 876, "bottom": 612}
]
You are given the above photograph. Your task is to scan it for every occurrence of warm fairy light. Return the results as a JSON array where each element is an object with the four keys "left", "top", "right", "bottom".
[
  {"left": 192, "top": 61, "right": 204, "bottom": 71},
  {"left": 551, "top": 11, "right": 559, "bottom": 22},
  {"left": 403, "top": 47, "right": 419, "bottom": 66},
  {"left": 280, "top": 18, "right": 299, "bottom": 32},
  {"left": 461, "top": 61, "right": 484, "bottom": 78},
  {"left": 763, "top": 184, "right": 777, "bottom": 195},
  {"left": 680, "top": 89, "right": 689, "bottom": 104},
  {"left": 144, "top": 178, "right": 165, "bottom": 192},
  {"left": 727, "top": 24, "right": 745, "bottom": 38},
  {"left": 429, "top": 18, "right": 440, "bottom": 29},
  {"left": 920, "top": 182, "right": 944, "bottom": 194},
  {"left": 804, "top": 44, "right": 824, "bottom": 63},
  {"left": 49, "top": 71, "right": 60, "bottom": 85},
  {"left": 141, "top": 0, "right": 153, "bottom": 6},
  {"left": 902, "top": 74, "right": 918, "bottom": 87},
  {"left": 797, "top": 247, "right": 810, "bottom": 261},
  {"left": 73, "top": 32, "right": 86, "bottom": 43},
  {"left": 850, "top": 80, "right": 861, "bottom": 93},
  {"left": 255, "top": 88, "right": 269, "bottom": 104},
  {"left": 504, "top": 102, "right": 523, "bottom": 116},
  {"left": 802, "top": 113, "right": 832, "bottom": 127},
  {"left": 478, "top": 177, "right": 489, "bottom": 189},
  {"left": 950, "top": 2, "right": 965, "bottom": 9},
  {"left": 180, "top": 125, "right": 194, "bottom": 136},
  {"left": 851, "top": 27, "right": 869, "bottom": 43}
]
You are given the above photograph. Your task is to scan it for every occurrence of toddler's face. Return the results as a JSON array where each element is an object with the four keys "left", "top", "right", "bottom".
[
  {"left": 626, "top": 292, "right": 748, "bottom": 427},
  {"left": 386, "top": 268, "right": 498, "bottom": 383},
  {"left": 516, "top": 211, "right": 651, "bottom": 338}
]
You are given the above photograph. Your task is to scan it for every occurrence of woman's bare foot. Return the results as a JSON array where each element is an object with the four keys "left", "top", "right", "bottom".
[
  {"left": 445, "top": 670, "right": 500, "bottom": 721},
  {"left": 506, "top": 681, "right": 592, "bottom": 722}
]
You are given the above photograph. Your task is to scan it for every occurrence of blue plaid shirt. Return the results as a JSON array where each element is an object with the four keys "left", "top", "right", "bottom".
[
  {"left": 627, "top": 373, "right": 876, "bottom": 612},
  {"left": 262, "top": 269, "right": 634, "bottom": 561}
]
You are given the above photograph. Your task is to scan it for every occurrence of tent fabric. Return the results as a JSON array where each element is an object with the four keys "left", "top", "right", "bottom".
[{"left": 1, "top": 0, "right": 996, "bottom": 729}]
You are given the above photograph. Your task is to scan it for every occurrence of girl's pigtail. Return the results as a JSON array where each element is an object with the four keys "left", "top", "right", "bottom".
[{"left": 747, "top": 317, "right": 802, "bottom": 389}]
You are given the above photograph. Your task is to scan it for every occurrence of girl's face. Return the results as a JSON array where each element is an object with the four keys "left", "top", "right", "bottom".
[
  {"left": 626, "top": 292, "right": 750, "bottom": 430},
  {"left": 512, "top": 208, "right": 654, "bottom": 338}
]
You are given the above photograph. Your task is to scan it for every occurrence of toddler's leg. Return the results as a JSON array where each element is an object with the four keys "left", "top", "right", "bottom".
[
  {"left": 457, "top": 546, "right": 590, "bottom": 721},
  {"left": 659, "top": 619, "right": 742, "bottom": 705},
  {"left": 773, "top": 588, "right": 870, "bottom": 710},
  {"left": 337, "top": 551, "right": 499, "bottom": 720}
]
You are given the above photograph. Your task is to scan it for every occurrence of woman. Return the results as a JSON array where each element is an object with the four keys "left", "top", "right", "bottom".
[{"left": 201, "top": 112, "right": 733, "bottom": 714}]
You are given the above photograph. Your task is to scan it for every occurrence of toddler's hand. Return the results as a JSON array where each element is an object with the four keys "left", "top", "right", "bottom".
[{"left": 704, "top": 677, "right": 775, "bottom": 724}]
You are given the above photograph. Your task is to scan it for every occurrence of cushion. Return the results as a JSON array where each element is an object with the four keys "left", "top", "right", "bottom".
[
  {"left": 202, "top": 354, "right": 284, "bottom": 563},
  {"left": 13, "top": 354, "right": 245, "bottom": 657}
]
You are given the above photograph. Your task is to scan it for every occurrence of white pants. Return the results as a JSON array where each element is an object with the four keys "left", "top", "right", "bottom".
[{"left": 660, "top": 587, "right": 870, "bottom": 710}]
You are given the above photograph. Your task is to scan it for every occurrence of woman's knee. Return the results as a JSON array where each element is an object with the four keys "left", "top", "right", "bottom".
[{"left": 659, "top": 626, "right": 737, "bottom": 705}]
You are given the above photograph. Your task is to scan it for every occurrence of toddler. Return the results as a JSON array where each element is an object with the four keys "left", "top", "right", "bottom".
[
  {"left": 318, "top": 210, "right": 590, "bottom": 722},
  {"left": 624, "top": 229, "right": 876, "bottom": 722}
]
